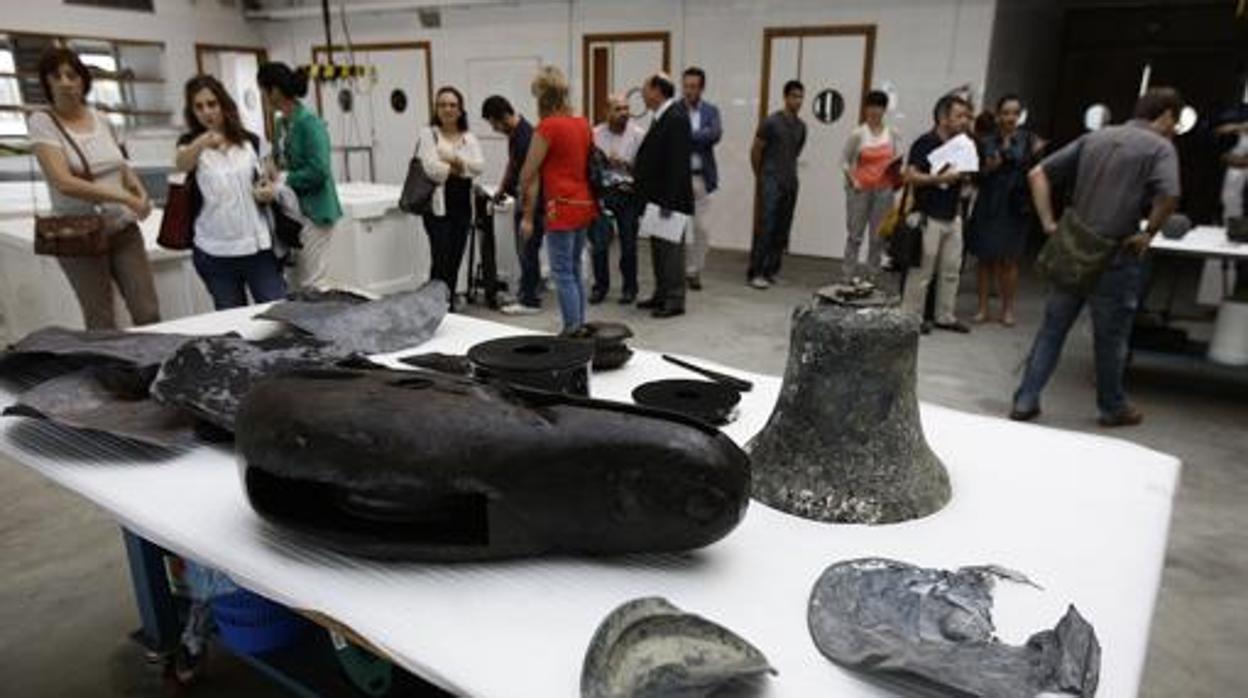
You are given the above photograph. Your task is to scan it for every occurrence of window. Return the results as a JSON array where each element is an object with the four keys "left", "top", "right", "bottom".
[
  {"left": 0, "top": 48, "right": 23, "bottom": 137},
  {"left": 77, "top": 51, "right": 125, "bottom": 127}
]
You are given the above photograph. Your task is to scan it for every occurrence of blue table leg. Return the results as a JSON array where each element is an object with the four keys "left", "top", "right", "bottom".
[{"left": 122, "top": 528, "right": 181, "bottom": 653}]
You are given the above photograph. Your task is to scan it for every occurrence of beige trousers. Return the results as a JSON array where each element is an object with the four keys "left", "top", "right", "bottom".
[
  {"left": 291, "top": 222, "right": 336, "bottom": 291},
  {"left": 686, "top": 175, "right": 712, "bottom": 276},
  {"left": 57, "top": 224, "right": 161, "bottom": 330},
  {"left": 902, "top": 216, "right": 963, "bottom": 324}
]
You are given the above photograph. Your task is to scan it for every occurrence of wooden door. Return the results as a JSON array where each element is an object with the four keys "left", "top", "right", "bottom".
[{"left": 758, "top": 26, "right": 876, "bottom": 260}]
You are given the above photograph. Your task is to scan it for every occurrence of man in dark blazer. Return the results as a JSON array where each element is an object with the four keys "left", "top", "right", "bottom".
[{"left": 634, "top": 72, "right": 694, "bottom": 318}]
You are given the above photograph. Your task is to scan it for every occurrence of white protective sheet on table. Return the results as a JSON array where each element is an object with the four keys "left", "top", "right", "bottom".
[{"left": 0, "top": 308, "right": 1179, "bottom": 697}]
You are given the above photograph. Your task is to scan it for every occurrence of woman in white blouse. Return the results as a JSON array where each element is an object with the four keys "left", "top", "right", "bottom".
[
  {"left": 416, "top": 85, "right": 484, "bottom": 305},
  {"left": 175, "top": 75, "right": 286, "bottom": 310}
]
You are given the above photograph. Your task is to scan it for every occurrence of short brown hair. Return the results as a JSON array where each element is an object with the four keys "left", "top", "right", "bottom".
[
  {"left": 1134, "top": 87, "right": 1184, "bottom": 122},
  {"left": 531, "top": 66, "right": 570, "bottom": 118},
  {"left": 37, "top": 48, "right": 93, "bottom": 104}
]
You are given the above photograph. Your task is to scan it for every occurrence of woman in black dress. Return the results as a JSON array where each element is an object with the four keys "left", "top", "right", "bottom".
[{"left": 967, "top": 95, "right": 1044, "bottom": 326}]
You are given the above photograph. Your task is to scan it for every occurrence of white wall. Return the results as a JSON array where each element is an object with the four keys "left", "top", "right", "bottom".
[{"left": 259, "top": 0, "right": 996, "bottom": 256}]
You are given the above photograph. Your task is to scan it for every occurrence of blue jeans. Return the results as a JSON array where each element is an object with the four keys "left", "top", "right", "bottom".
[
  {"left": 514, "top": 210, "right": 545, "bottom": 307},
  {"left": 192, "top": 248, "right": 287, "bottom": 310},
  {"left": 588, "top": 191, "right": 640, "bottom": 297},
  {"left": 546, "top": 229, "right": 587, "bottom": 332},
  {"left": 749, "top": 178, "right": 798, "bottom": 280},
  {"left": 1013, "top": 255, "right": 1144, "bottom": 417}
]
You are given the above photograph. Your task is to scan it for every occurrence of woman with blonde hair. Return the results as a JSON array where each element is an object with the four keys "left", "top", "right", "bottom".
[{"left": 519, "top": 67, "right": 597, "bottom": 334}]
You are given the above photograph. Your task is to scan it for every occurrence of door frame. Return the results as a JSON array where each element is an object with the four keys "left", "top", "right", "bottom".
[
  {"left": 195, "top": 43, "right": 268, "bottom": 74},
  {"left": 753, "top": 25, "right": 877, "bottom": 251},
  {"left": 756, "top": 25, "right": 876, "bottom": 125},
  {"left": 311, "top": 41, "right": 434, "bottom": 120},
  {"left": 194, "top": 43, "right": 270, "bottom": 138},
  {"left": 581, "top": 31, "right": 671, "bottom": 120}
]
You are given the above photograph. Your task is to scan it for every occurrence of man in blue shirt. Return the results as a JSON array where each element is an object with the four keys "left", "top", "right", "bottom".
[
  {"left": 682, "top": 67, "right": 723, "bottom": 291},
  {"left": 483, "top": 95, "right": 543, "bottom": 314}
]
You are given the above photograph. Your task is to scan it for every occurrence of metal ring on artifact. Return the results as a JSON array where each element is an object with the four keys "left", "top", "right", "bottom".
[
  {"left": 631, "top": 379, "right": 741, "bottom": 426},
  {"left": 468, "top": 335, "right": 594, "bottom": 396}
]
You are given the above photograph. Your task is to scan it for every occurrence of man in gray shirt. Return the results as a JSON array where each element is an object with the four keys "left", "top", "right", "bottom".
[
  {"left": 1011, "top": 88, "right": 1183, "bottom": 428},
  {"left": 747, "top": 80, "right": 806, "bottom": 289}
]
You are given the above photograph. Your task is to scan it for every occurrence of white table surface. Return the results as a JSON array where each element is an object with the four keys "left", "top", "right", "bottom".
[
  {"left": 336, "top": 181, "right": 403, "bottom": 220},
  {"left": 0, "top": 308, "right": 1180, "bottom": 697},
  {"left": 0, "top": 209, "right": 186, "bottom": 262},
  {"left": 1151, "top": 225, "right": 1248, "bottom": 259}
]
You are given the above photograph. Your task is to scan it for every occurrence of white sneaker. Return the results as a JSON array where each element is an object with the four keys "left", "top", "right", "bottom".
[
  {"left": 749, "top": 277, "right": 771, "bottom": 290},
  {"left": 501, "top": 302, "right": 541, "bottom": 316}
]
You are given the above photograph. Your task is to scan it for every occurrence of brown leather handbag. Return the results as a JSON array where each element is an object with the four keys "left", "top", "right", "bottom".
[{"left": 34, "top": 113, "right": 110, "bottom": 257}]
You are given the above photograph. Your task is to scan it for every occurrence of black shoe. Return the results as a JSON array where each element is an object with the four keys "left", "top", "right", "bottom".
[
  {"left": 637, "top": 297, "right": 661, "bottom": 310},
  {"left": 935, "top": 320, "right": 971, "bottom": 334},
  {"left": 1008, "top": 406, "right": 1041, "bottom": 422},
  {"left": 651, "top": 307, "right": 685, "bottom": 319},
  {"left": 618, "top": 293, "right": 637, "bottom": 305},
  {"left": 921, "top": 321, "right": 933, "bottom": 335},
  {"left": 589, "top": 289, "right": 607, "bottom": 305},
  {"left": 686, "top": 275, "right": 702, "bottom": 291}
]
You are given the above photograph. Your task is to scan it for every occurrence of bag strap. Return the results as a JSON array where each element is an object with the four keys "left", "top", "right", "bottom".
[{"left": 46, "top": 111, "right": 94, "bottom": 182}]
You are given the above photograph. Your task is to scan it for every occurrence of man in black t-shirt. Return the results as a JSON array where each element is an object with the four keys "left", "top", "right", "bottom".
[
  {"left": 748, "top": 80, "right": 807, "bottom": 289},
  {"left": 902, "top": 94, "right": 972, "bottom": 333}
]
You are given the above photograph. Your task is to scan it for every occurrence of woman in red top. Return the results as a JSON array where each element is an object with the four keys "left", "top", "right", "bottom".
[{"left": 520, "top": 66, "right": 596, "bottom": 334}]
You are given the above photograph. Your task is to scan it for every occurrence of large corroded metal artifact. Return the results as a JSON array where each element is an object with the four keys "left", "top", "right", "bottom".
[
  {"left": 748, "top": 285, "right": 951, "bottom": 523},
  {"left": 808, "top": 558, "right": 1101, "bottom": 697},
  {"left": 582, "top": 597, "right": 774, "bottom": 698},
  {"left": 235, "top": 367, "right": 751, "bottom": 560},
  {"left": 0, "top": 326, "right": 196, "bottom": 388}
]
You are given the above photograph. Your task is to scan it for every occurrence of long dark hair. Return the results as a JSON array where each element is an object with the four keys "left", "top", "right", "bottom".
[
  {"left": 256, "top": 62, "right": 310, "bottom": 99},
  {"left": 183, "top": 75, "right": 248, "bottom": 146},
  {"left": 431, "top": 86, "right": 469, "bottom": 132}
]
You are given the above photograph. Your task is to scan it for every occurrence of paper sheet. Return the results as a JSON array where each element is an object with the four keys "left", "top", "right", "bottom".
[
  {"left": 638, "top": 203, "right": 689, "bottom": 243},
  {"left": 927, "top": 133, "right": 980, "bottom": 174}
]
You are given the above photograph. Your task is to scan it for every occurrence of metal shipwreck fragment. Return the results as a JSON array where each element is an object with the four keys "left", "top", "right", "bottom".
[
  {"left": 582, "top": 597, "right": 774, "bottom": 698},
  {"left": 748, "top": 286, "right": 951, "bottom": 523},
  {"left": 235, "top": 368, "right": 751, "bottom": 560},
  {"left": 807, "top": 558, "right": 1101, "bottom": 697},
  {"left": 150, "top": 334, "right": 347, "bottom": 432},
  {"left": 255, "top": 281, "right": 449, "bottom": 354},
  {"left": 4, "top": 366, "right": 196, "bottom": 448},
  {"left": 0, "top": 326, "right": 197, "bottom": 388}
]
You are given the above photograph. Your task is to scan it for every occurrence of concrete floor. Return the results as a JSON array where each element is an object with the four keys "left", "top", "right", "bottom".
[{"left": 0, "top": 246, "right": 1244, "bottom": 697}]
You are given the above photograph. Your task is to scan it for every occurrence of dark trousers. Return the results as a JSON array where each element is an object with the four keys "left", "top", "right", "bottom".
[
  {"left": 192, "top": 248, "right": 287, "bottom": 311},
  {"left": 748, "top": 179, "right": 798, "bottom": 280},
  {"left": 648, "top": 237, "right": 686, "bottom": 311},
  {"left": 588, "top": 190, "right": 641, "bottom": 297},
  {"left": 514, "top": 210, "right": 545, "bottom": 307},
  {"left": 423, "top": 212, "right": 472, "bottom": 301}
]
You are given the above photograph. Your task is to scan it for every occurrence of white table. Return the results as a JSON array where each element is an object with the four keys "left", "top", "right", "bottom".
[
  {"left": 1151, "top": 225, "right": 1244, "bottom": 304},
  {"left": 0, "top": 308, "right": 1180, "bottom": 697},
  {"left": 0, "top": 212, "right": 213, "bottom": 343}
]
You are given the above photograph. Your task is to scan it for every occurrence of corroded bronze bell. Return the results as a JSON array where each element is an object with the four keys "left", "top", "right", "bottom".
[{"left": 747, "top": 286, "right": 951, "bottom": 524}]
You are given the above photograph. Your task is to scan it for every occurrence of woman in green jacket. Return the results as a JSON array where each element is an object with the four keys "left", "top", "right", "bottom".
[{"left": 257, "top": 62, "right": 342, "bottom": 290}]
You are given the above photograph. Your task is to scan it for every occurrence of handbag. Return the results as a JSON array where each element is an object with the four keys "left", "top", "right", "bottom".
[
  {"left": 34, "top": 113, "right": 110, "bottom": 257},
  {"left": 883, "top": 184, "right": 924, "bottom": 270},
  {"left": 1034, "top": 145, "right": 1121, "bottom": 294},
  {"left": 399, "top": 129, "right": 437, "bottom": 215},
  {"left": 1035, "top": 208, "right": 1120, "bottom": 294},
  {"left": 157, "top": 177, "right": 193, "bottom": 250}
]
